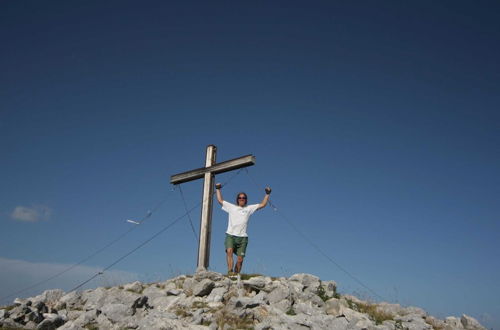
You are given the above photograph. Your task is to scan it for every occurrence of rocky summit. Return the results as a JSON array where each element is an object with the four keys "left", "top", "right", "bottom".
[{"left": 0, "top": 271, "right": 485, "bottom": 330}]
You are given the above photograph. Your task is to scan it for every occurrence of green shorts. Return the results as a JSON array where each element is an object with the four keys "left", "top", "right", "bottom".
[{"left": 224, "top": 234, "right": 248, "bottom": 257}]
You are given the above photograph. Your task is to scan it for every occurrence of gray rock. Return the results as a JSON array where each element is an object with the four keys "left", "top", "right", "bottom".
[
  {"left": 101, "top": 303, "right": 132, "bottom": 323},
  {"left": 381, "top": 320, "right": 397, "bottom": 330},
  {"left": 182, "top": 277, "right": 197, "bottom": 294},
  {"left": 151, "top": 295, "right": 180, "bottom": 310},
  {"left": 14, "top": 297, "right": 28, "bottom": 305},
  {"left": 268, "top": 285, "right": 290, "bottom": 304},
  {"left": 24, "top": 320, "right": 38, "bottom": 329},
  {"left": 329, "top": 316, "right": 349, "bottom": 330},
  {"left": 324, "top": 297, "right": 349, "bottom": 316},
  {"left": 289, "top": 273, "right": 321, "bottom": 293},
  {"left": 26, "top": 311, "right": 44, "bottom": 323},
  {"left": 207, "top": 287, "right": 227, "bottom": 303},
  {"left": 294, "top": 301, "right": 317, "bottom": 316},
  {"left": 297, "top": 290, "right": 324, "bottom": 307},
  {"left": 33, "top": 289, "right": 65, "bottom": 306},
  {"left": 461, "top": 314, "right": 486, "bottom": 330},
  {"left": 233, "top": 296, "right": 261, "bottom": 309},
  {"left": 142, "top": 285, "right": 166, "bottom": 300},
  {"left": 57, "top": 291, "right": 82, "bottom": 310},
  {"left": 36, "top": 316, "right": 65, "bottom": 330},
  {"left": 136, "top": 308, "right": 206, "bottom": 329},
  {"left": 131, "top": 296, "right": 150, "bottom": 314},
  {"left": 402, "top": 306, "right": 427, "bottom": 317},
  {"left": 273, "top": 299, "right": 292, "bottom": 313},
  {"left": 34, "top": 301, "right": 48, "bottom": 314},
  {"left": 42, "top": 313, "right": 59, "bottom": 320},
  {"left": 1, "top": 318, "right": 19, "bottom": 328},
  {"left": 66, "top": 310, "right": 83, "bottom": 321},
  {"left": 193, "top": 278, "right": 215, "bottom": 297},
  {"left": 57, "top": 321, "right": 86, "bottom": 330},
  {"left": 167, "top": 288, "right": 182, "bottom": 296},
  {"left": 445, "top": 316, "right": 465, "bottom": 329},
  {"left": 0, "top": 309, "right": 6, "bottom": 319},
  {"left": 243, "top": 276, "right": 272, "bottom": 290},
  {"left": 123, "top": 281, "right": 144, "bottom": 294},
  {"left": 8, "top": 305, "right": 30, "bottom": 322},
  {"left": 95, "top": 313, "right": 114, "bottom": 328},
  {"left": 72, "top": 309, "right": 99, "bottom": 327},
  {"left": 194, "top": 270, "right": 225, "bottom": 282},
  {"left": 375, "top": 302, "right": 403, "bottom": 317}
]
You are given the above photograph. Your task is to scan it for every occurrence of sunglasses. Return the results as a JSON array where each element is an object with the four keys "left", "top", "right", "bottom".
[{"left": 238, "top": 197, "right": 247, "bottom": 200}]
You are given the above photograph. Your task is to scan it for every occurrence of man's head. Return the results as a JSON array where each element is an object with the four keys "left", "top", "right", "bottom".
[{"left": 236, "top": 192, "right": 248, "bottom": 206}]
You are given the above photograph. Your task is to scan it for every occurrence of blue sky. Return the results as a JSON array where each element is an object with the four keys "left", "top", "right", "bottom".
[{"left": 1, "top": 0, "right": 499, "bottom": 328}]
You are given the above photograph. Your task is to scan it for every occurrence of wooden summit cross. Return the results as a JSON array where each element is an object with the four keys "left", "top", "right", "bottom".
[{"left": 170, "top": 145, "right": 255, "bottom": 272}]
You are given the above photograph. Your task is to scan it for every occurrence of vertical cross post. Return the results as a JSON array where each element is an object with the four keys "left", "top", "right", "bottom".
[{"left": 197, "top": 145, "right": 216, "bottom": 271}]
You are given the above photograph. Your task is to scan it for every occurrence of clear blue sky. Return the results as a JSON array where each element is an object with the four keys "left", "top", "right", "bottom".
[{"left": 1, "top": 1, "right": 499, "bottom": 328}]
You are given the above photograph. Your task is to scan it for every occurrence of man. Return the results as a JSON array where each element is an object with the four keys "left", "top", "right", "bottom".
[{"left": 215, "top": 182, "right": 271, "bottom": 275}]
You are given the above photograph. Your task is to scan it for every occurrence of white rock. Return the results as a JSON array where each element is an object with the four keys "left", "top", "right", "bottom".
[
  {"left": 193, "top": 278, "right": 215, "bottom": 297},
  {"left": 151, "top": 295, "right": 180, "bottom": 310},
  {"left": 324, "top": 297, "right": 348, "bottom": 316},
  {"left": 182, "top": 277, "right": 197, "bottom": 293},
  {"left": 244, "top": 276, "right": 272, "bottom": 290},
  {"left": 57, "top": 291, "right": 82, "bottom": 310},
  {"left": 446, "top": 316, "right": 465, "bottom": 329},
  {"left": 207, "top": 287, "right": 227, "bottom": 303},
  {"left": 142, "top": 285, "right": 166, "bottom": 300},
  {"left": 294, "top": 301, "right": 317, "bottom": 316},
  {"left": 289, "top": 273, "right": 321, "bottom": 292},
  {"left": 42, "top": 312, "right": 59, "bottom": 320},
  {"left": 321, "top": 280, "right": 337, "bottom": 297},
  {"left": 461, "top": 314, "right": 486, "bottom": 330},
  {"left": 101, "top": 303, "right": 132, "bottom": 323},
  {"left": 268, "top": 285, "right": 290, "bottom": 304},
  {"left": 123, "top": 281, "right": 143, "bottom": 294},
  {"left": 95, "top": 313, "right": 114, "bottom": 328},
  {"left": 57, "top": 321, "right": 85, "bottom": 330}
]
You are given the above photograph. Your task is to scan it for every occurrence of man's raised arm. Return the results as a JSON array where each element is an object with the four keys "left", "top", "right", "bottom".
[
  {"left": 215, "top": 183, "right": 224, "bottom": 206},
  {"left": 258, "top": 187, "right": 272, "bottom": 209}
]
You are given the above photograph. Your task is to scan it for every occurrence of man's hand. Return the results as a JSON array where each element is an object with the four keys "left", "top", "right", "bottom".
[
  {"left": 265, "top": 187, "right": 272, "bottom": 195},
  {"left": 215, "top": 183, "right": 223, "bottom": 205}
]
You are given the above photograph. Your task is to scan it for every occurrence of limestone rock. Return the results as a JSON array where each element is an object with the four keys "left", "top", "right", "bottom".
[
  {"left": 36, "top": 315, "right": 64, "bottom": 330},
  {"left": 2, "top": 271, "right": 487, "bottom": 330},
  {"left": 461, "top": 314, "right": 486, "bottom": 330},
  {"left": 193, "top": 278, "right": 215, "bottom": 297},
  {"left": 446, "top": 316, "right": 465, "bottom": 329},
  {"left": 324, "top": 297, "right": 348, "bottom": 316},
  {"left": 123, "top": 281, "right": 144, "bottom": 293},
  {"left": 101, "top": 303, "right": 132, "bottom": 323}
]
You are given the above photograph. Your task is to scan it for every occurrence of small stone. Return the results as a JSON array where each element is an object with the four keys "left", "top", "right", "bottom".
[
  {"left": 193, "top": 279, "right": 215, "bottom": 297},
  {"left": 167, "top": 289, "right": 182, "bottom": 296},
  {"left": 123, "top": 281, "right": 143, "bottom": 294},
  {"left": 35, "top": 302, "right": 49, "bottom": 314},
  {"left": 36, "top": 316, "right": 65, "bottom": 330},
  {"left": 27, "top": 311, "right": 44, "bottom": 323},
  {"left": 461, "top": 314, "right": 486, "bottom": 330}
]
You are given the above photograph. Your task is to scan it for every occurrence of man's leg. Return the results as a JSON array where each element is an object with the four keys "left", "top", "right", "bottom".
[
  {"left": 235, "top": 256, "right": 244, "bottom": 273},
  {"left": 226, "top": 248, "right": 234, "bottom": 273},
  {"left": 224, "top": 234, "right": 235, "bottom": 274}
]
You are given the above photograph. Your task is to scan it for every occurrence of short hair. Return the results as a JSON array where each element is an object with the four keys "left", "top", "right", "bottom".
[{"left": 236, "top": 192, "right": 248, "bottom": 205}]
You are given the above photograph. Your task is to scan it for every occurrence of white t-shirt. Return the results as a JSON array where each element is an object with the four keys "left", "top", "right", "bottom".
[{"left": 222, "top": 201, "right": 260, "bottom": 237}]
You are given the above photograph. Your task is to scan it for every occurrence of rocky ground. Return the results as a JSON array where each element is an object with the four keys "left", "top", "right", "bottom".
[{"left": 0, "top": 271, "right": 486, "bottom": 329}]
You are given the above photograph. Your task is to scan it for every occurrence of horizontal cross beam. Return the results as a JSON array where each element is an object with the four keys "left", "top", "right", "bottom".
[{"left": 170, "top": 154, "right": 255, "bottom": 185}]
